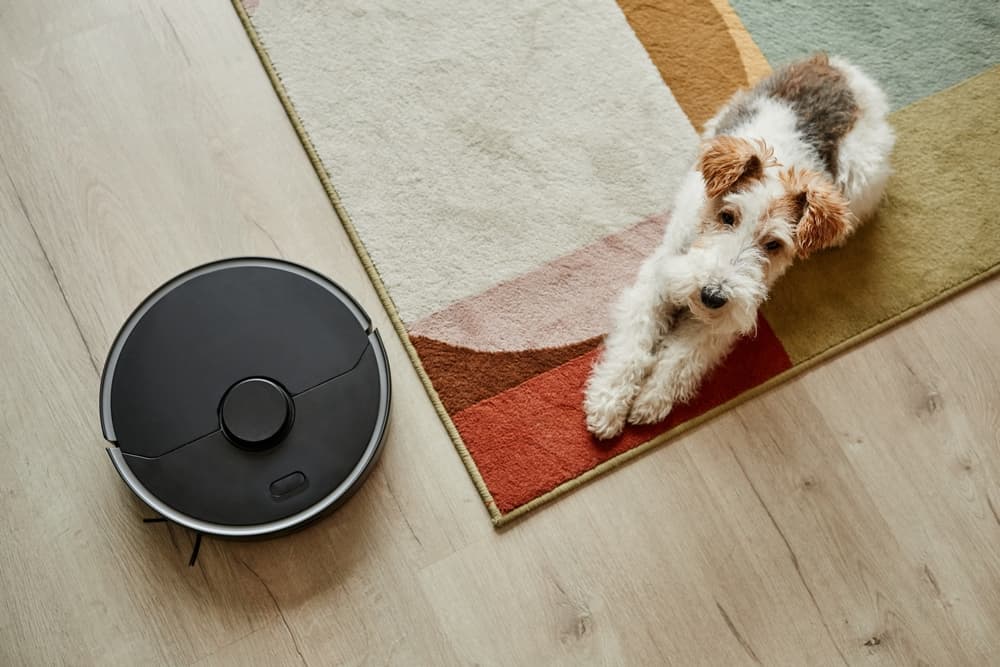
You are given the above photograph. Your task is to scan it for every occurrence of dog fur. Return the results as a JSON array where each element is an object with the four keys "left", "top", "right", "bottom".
[{"left": 584, "top": 54, "right": 894, "bottom": 439}]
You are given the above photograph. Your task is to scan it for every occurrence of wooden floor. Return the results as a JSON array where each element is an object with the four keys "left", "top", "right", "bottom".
[{"left": 2, "top": 2, "right": 999, "bottom": 665}]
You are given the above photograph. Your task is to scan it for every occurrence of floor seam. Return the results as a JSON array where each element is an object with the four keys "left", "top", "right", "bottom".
[
  {"left": 2, "top": 160, "right": 102, "bottom": 377},
  {"left": 727, "top": 441, "right": 850, "bottom": 666}
]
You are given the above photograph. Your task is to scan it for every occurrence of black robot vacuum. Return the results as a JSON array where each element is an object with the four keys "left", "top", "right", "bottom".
[{"left": 100, "top": 258, "right": 391, "bottom": 537}]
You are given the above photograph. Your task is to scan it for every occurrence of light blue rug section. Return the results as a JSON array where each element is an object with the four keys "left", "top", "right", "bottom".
[{"left": 730, "top": 0, "right": 1000, "bottom": 110}]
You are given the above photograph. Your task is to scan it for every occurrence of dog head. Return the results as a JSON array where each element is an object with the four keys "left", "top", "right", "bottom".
[{"left": 682, "top": 136, "right": 854, "bottom": 333}]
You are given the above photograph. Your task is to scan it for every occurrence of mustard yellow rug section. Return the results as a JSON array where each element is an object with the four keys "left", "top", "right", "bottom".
[
  {"left": 616, "top": 0, "right": 771, "bottom": 131},
  {"left": 763, "top": 66, "right": 1000, "bottom": 364}
]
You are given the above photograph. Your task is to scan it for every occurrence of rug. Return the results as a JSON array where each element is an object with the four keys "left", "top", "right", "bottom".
[{"left": 233, "top": 0, "right": 1000, "bottom": 526}]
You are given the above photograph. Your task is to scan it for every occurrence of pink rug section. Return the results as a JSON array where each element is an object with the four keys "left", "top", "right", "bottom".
[{"left": 407, "top": 214, "right": 667, "bottom": 351}]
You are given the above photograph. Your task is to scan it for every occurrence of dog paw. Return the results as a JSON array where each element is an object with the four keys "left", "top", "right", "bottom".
[
  {"left": 583, "top": 388, "right": 631, "bottom": 440},
  {"left": 627, "top": 391, "right": 673, "bottom": 426},
  {"left": 584, "top": 399, "right": 630, "bottom": 440}
]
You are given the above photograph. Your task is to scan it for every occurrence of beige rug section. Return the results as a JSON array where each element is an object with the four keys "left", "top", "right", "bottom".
[{"left": 242, "top": 0, "right": 698, "bottom": 324}]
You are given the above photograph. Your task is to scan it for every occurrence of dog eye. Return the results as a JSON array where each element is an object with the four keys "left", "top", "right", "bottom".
[
  {"left": 719, "top": 210, "right": 736, "bottom": 226},
  {"left": 764, "top": 240, "right": 782, "bottom": 252}
]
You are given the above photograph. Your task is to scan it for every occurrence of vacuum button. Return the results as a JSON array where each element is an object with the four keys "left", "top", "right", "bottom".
[
  {"left": 270, "top": 471, "right": 307, "bottom": 499},
  {"left": 221, "top": 378, "right": 292, "bottom": 451}
]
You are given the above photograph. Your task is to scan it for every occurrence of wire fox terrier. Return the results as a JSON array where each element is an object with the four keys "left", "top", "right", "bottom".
[{"left": 584, "top": 54, "right": 894, "bottom": 439}]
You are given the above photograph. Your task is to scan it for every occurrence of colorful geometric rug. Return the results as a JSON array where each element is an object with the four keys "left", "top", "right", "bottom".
[{"left": 234, "top": 0, "right": 1000, "bottom": 526}]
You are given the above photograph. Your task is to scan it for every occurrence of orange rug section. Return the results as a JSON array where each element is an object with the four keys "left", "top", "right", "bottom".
[
  {"left": 451, "top": 315, "right": 791, "bottom": 513},
  {"left": 618, "top": 0, "right": 762, "bottom": 130}
]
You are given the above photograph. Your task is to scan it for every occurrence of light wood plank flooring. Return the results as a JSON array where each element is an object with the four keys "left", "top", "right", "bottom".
[{"left": 1, "top": 2, "right": 998, "bottom": 665}]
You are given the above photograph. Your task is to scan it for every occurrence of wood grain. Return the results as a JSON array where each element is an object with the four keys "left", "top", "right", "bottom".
[{"left": 0, "top": 1, "right": 998, "bottom": 665}]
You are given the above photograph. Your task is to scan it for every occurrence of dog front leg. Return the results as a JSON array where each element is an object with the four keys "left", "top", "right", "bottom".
[
  {"left": 584, "top": 251, "right": 682, "bottom": 439},
  {"left": 627, "top": 317, "right": 733, "bottom": 425}
]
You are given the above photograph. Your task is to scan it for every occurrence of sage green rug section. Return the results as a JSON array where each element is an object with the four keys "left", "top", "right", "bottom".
[
  {"left": 731, "top": 0, "right": 1000, "bottom": 109},
  {"left": 762, "top": 67, "right": 1000, "bottom": 363}
]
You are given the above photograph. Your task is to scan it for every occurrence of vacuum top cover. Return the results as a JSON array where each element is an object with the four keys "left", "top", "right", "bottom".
[{"left": 101, "top": 258, "right": 390, "bottom": 537}]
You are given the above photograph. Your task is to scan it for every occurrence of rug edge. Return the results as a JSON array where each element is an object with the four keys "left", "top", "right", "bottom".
[
  {"left": 493, "top": 259, "right": 1000, "bottom": 527},
  {"left": 229, "top": 0, "right": 504, "bottom": 524}
]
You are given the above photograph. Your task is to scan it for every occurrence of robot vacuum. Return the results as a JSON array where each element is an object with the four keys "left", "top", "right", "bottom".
[{"left": 100, "top": 258, "right": 391, "bottom": 538}]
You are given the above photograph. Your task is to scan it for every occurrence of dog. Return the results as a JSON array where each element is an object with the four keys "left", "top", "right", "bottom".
[{"left": 584, "top": 53, "right": 894, "bottom": 440}]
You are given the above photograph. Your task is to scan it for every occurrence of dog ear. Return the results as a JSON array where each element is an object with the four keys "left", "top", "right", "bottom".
[
  {"left": 781, "top": 168, "right": 855, "bottom": 257},
  {"left": 698, "top": 137, "right": 774, "bottom": 198}
]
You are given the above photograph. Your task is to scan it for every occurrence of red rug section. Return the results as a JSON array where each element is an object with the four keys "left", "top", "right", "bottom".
[{"left": 451, "top": 314, "right": 793, "bottom": 514}]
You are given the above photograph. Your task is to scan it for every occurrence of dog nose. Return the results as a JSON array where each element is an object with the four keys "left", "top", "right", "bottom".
[{"left": 700, "top": 286, "right": 728, "bottom": 309}]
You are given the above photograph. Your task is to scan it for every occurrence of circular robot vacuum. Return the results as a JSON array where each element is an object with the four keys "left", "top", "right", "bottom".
[{"left": 100, "top": 258, "right": 391, "bottom": 537}]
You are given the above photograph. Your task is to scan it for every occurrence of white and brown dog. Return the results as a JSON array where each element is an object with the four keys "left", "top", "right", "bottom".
[{"left": 584, "top": 53, "right": 894, "bottom": 439}]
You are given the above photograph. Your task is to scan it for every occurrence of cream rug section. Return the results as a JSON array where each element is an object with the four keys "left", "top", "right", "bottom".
[{"left": 247, "top": 0, "right": 698, "bottom": 324}]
